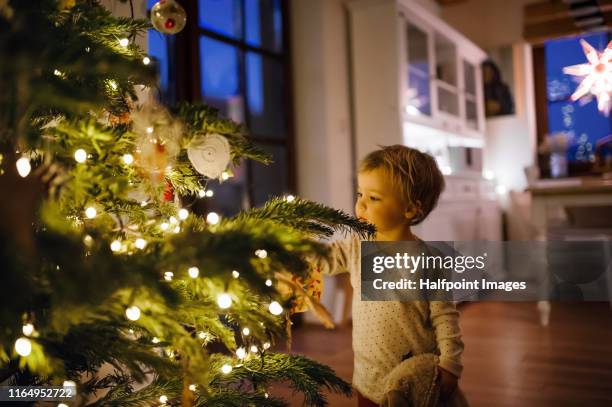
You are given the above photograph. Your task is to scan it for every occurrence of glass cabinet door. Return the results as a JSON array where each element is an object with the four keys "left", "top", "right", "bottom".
[
  {"left": 434, "top": 32, "right": 459, "bottom": 117},
  {"left": 405, "top": 20, "right": 431, "bottom": 116},
  {"left": 463, "top": 60, "right": 478, "bottom": 130}
]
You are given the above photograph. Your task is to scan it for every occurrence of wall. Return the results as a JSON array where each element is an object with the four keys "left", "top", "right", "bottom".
[
  {"left": 291, "top": 0, "right": 356, "bottom": 323},
  {"left": 440, "top": 0, "right": 539, "bottom": 195}
]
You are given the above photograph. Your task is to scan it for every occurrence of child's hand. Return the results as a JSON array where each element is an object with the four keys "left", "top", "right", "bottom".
[{"left": 437, "top": 366, "right": 458, "bottom": 399}]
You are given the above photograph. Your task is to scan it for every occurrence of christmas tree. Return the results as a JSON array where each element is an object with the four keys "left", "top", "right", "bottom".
[{"left": 0, "top": 1, "right": 373, "bottom": 405}]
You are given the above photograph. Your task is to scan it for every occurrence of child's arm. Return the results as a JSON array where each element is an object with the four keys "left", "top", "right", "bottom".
[
  {"left": 429, "top": 301, "right": 464, "bottom": 378},
  {"left": 312, "top": 233, "right": 358, "bottom": 276}
]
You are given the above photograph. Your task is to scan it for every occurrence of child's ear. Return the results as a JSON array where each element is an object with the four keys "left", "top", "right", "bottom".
[{"left": 404, "top": 201, "right": 421, "bottom": 220}]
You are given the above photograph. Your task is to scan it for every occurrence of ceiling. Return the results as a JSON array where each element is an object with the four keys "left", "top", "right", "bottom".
[{"left": 524, "top": 0, "right": 612, "bottom": 44}]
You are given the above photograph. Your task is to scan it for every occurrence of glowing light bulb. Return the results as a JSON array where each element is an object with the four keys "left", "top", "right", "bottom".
[
  {"left": 250, "top": 345, "right": 258, "bottom": 353},
  {"left": 63, "top": 380, "right": 75, "bottom": 388},
  {"left": 15, "top": 337, "right": 32, "bottom": 357},
  {"left": 178, "top": 208, "right": 189, "bottom": 220},
  {"left": 255, "top": 249, "right": 268, "bottom": 259},
  {"left": 119, "top": 38, "right": 129, "bottom": 47},
  {"left": 221, "top": 364, "right": 232, "bottom": 374},
  {"left": 221, "top": 171, "right": 230, "bottom": 181},
  {"left": 188, "top": 384, "right": 196, "bottom": 391},
  {"left": 206, "top": 212, "right": 220, "bottom": 225},
  {"left": 173, "top": 226, "right": 181, "bottom": 234},
  {"left": 263, "top": 342, "right": 271, "bottom": 350},
  {"left": 495, "top": 185, "right": 507, "bottom": 195},
  {"left": 110, "top": 240, "right": 122, "bottom": 252},
  {"left": 206, "top": 190, "right": 214, "bottom": 197},
  {"left": 236, "top": 347, "right": 246, "bottom": 359},
  {"left": 242, "top": 327, "right": 250, "bottom": 336},
  {"left": 22, "top": 323, "right": 34, "bottom": 336},
  {"left": 217, "top": 293, "right": 232, "bottom": 309},
  {"left": 122, "top": 154, "right": 134, "bottom": 165},
  {"left": 164, "top": 271, "right": 174, "bottom": 281},
  {"left": 53, "top": 69, "right": 62, "bottom": 77},
  {"left": 85, "top": 206, "right": 97, "bottom": 219},
  {"left": 152, "top": 337, "right": 160, "bottom": 344},
  {"left": 159, "top": 395, "right": 168, "bottom": 404},
  {"left": 83, "top": 235, "right": 93, "bottom": 247},
  {"left": 265, "top": 279, "right": 272, "bottom": 287},
  {"left": 169, "top": 216, "right": 178, "bottom": 224},
  {"left": 160, "top": 222, "right": 169, "bottom": 231},
  {"left": 198, "top": 189, "right": 206, "bottom": 198},
  {"left": 286, "top": 194, "right": 295, "bottom": 202},
  {"left": 58, "top": 404, "right": 69, "bottom": 407},
  {"left": 198, "top": 331, "right": 207, "bottom": 340},
  {"left": 16, "top": 157, "right": 31, "bottom": 177},
  {"left": 74, "top": 149, "right": 87, "bottom": 163},
  {"left": 125, "top": 306, "right": 141, "bottom": 321},
  {"left": 135, "top": 238, "right": 147, "bottom": 250},
  {"left": 146, "top": 126, "right": 154, "bottom": 134},
  {"left": 108, "top": 80, "right": 118, "bottom": 90},
  {"left": 232, "top": 270, "right": 240, "bottom": 278},
  {"left": 143, "top": 56, "right": 151, "bottom": 65},
  {"left": 268, "top": 301, "right": 283, "bottom": 316},
  {"left": 188, "top": 267, "right": 199, "bottom": 278}
]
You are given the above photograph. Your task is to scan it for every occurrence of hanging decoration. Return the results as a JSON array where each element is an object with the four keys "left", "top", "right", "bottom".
[
  {"left": 187, "top": 133, "right": 231, "bottom": 180},
  {"left": 563, "top": 38, "right": 612, "bottom": 115},
  {"left": 150, "top": 0, "right": 187, "bottom": 35}
]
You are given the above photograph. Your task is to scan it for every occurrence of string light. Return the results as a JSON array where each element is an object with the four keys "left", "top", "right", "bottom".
[
  {"left": 22, "top": 323, "right": 34, "bottom": 336},
  {"left": 198, "top": 331, "right": 208, "bottom": 340},
  {"left": 178, "top": 208, "right": 189, "bottom": 220},
  {"left": 122, "top": 154, "right": 134, "bottom": 165},
  {"left": 125, "top": 306, "right": 141, "bottom": 321},
  {"left": 159, "top": 395, "right": 168, "bottom": 404},
  {"left": 236, "top": 347, "right": 246, "bottom": 359},
  {"left": 188, "top": 266, "right": 199, "bottom": 278},
  {"left": 250, "top": 345, "right": 258, "bottom": 353},
  {"left": 164, "top": 271, "right": 174, "bottom": 281},
  {"left": 152, "top": 337, "right": 160, "bottom": 344},
  {"left": 206, "top": 212, "right": 220, "bottom": 225},
  {"left": 74, "top": 149, "right": 87, "bottom": 163},
  {"left": 217, "top": 293, "right": 232, "bottom": 309},
  {"left": 265, "top": 279, "right": 272, "bottom": 287},
  {"left": 232, "top": 270, "right": 240, "bottom": 279},
  {"left": 140, "top": 201, "right": 147, "bottom": 207},
  {"left": 242, "top": 327, "right": 250, "bottom": 336},
  {"left": 265, "top": 392, "right": 269, "bottom": 399},
  {"left": 15, "top": 337, "right": 32, "bottom": 357},
  {"left": 255, "top": 249, "right": 268, "bottom": 259},
  {"left": 221, "top": 364, "right": 232, "bottom": 374},
  {"left": 160, "top": 222, "right": 169, "bottom": 231},
  {"left": 169, "top": 216, "right": 178, "bottom": 224},
  {"left": 119, "top": 38, "right": 129, "bottom": 47},
  {"left": 221, "top": 171, "right": 230, "bottom": 181},
  {"left": 53, "top": 69, "right": 63, "bottom": 77},
  {"left": 110, "top": 240, "right": 122, "bottom": 252},
  {"left": 188, "top": 384, "right": 197, "bottom": 391},
  {"left": 198, "top": 189, "right": 206, "bottom": 198},
  {"left": 142, "top": 56, "right": 151, "bottom": 65},
  {"left": 58, "top": 404, "right": 68, "bottom": 407},
  {"left": 173, "top": 226, "right": 181, "bottom": 234},
  {"left": 146, "top": 126, "right": 154, "bottom": 134},
  {"left": 135, "top": 238, "right": 147, "bottom": 250},
  {"left": 16, "top": 157, "right": 31, "bottom": 177},
  {"left": 62, "top": 381, "right": 76, "bottom": 388},
  {"left": 263, "top": 342, "right": 271, "bottom": 350},
  {"left": 206, "top": 190, "right": 214, "bottom": 197},
  {"left": 85, "top": 206, "right": 97, "bottom": 219},
  {"left": 285, "top": 194, "right": 295, "bottom": 202},
  {"left": 108, "top": 80, "right": 118, "bottom": 90},
  {"left": 268, "top": 301, "right": 283, "bottom": 316}
]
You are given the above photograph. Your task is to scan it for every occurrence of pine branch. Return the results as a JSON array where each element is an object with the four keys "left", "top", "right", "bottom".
[{"left": 235, "top": 197, "right": 376, "bottom": 239}]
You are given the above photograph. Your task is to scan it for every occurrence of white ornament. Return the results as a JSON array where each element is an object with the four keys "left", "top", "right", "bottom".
[
  {"left": 187, "top": 134, "right": 231, "bottom": 179},
  {"left": 563, "top": 39, "right": 612, "bottom": 114}
]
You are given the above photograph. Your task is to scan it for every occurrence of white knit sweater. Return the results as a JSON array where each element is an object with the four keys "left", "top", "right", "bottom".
[{"left": 316, "top": 234, "right": 464, "bottom": 404}]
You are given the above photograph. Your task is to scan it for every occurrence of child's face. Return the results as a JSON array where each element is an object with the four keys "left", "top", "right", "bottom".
[{"left": 356, "top": 168, "right": 410, "bottom": 236}]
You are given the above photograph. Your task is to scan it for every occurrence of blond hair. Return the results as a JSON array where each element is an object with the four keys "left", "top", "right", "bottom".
[{"left": 359, "top": 145, "right": 445, "bottom": 225}]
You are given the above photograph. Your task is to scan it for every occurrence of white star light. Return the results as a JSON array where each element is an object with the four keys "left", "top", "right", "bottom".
[{"left": 563, "top": 39, "right": 612, "bottom": 114}]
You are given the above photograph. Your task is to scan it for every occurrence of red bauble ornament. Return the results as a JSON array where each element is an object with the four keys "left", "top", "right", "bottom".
[{"left": 164, "top": 18, "right": 175, "bottom": 29}]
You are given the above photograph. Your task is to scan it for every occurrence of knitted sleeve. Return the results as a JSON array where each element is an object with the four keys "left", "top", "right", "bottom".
[{"left": 429, "top": 301, "right": 464, "bottom": 377}]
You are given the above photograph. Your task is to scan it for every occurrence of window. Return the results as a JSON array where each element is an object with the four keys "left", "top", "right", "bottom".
[{"left": 162, "top": 0, "right": 292, "bottom": 215}]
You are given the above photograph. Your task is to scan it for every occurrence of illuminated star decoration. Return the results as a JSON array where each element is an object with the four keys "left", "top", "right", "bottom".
[{"left": 563, "top": 38, "right": 612, "bottom": 115}]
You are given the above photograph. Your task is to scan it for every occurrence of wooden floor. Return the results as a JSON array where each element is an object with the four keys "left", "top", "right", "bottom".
[{"left": 270, "top": 302, "right": 612, "bottom": 406}]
